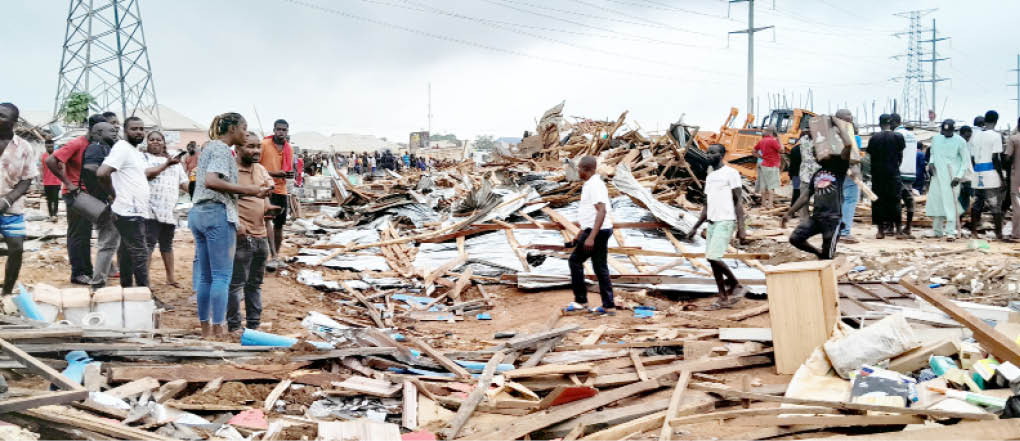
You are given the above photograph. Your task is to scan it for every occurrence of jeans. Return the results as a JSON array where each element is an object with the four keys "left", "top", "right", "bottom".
[
  {"left": 114, "top": 215, "right": 149, "bottom": 288},
  {"left": 568, "top": 228, "right": 615, "bottom": 308},
  {"left": 189, "top": 202, "right": 236, "bottom": 325},
  {"left": 840, "top": 178, "right": 859, "bottom": 237},
  {"left": 44, "top": 185, "right": 60, "bottom": 217},
  {"left": 92, "top": 215, "right": 120, "bottom": 286},
  {"left": 228, "top": 236, "right": 269, "bottom": 331},
  {"left": 63, "top": 194, "right": 93, "bottom": 279}
]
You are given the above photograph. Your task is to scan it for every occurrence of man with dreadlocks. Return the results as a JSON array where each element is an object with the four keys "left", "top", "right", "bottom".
[{"left": 0, "top": 103, "right": 39, "bottom": 294}]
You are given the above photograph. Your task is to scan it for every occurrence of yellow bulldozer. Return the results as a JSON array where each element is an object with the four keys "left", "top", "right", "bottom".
[{"left": 695, "top": 107, "right": 815, "bottom": 179}]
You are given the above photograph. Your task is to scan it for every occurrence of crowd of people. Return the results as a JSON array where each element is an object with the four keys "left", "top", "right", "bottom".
[
  {"left": 30, "top": 108, "right": 299, "bottom": 337},
  {"left": 4, "top": 99, "right": 1018, "bottom": 323}
]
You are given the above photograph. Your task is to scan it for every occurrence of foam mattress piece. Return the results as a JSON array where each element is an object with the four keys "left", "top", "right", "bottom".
[
  {"left": 61, "top": 288, "right": 92, "bottom": 326},
  {"left": 31, "top": 283, "right": 62, "bottom": 322}
]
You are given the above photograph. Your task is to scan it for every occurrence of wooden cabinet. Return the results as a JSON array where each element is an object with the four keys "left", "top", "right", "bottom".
[{"left": 765, "top": 260, "right": 840, "bottom": 374}]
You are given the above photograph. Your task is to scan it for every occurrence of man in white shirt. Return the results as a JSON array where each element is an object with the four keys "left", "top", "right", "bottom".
[
  {"left": 967, "top": 110, "right": 1007, "bottom": 240},
  {"left": 686, "top": 144, "right": 746, "bottom": 309},
  {"left": 891, "top": 113, "right": 917, "bottom": 236},
  {"left": 565, "top": 156, "right": 616, "bottom": 316},
  {"left": 97, "top": 117, "right": 152, "bottom": 288}
]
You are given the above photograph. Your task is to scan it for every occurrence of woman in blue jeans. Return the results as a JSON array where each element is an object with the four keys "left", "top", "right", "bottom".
[{"left": 190, "top": 113, "right": 272, "bottom": 337}]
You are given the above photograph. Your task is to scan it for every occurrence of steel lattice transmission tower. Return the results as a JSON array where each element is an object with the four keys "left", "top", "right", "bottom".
[
  {"left": 892, "top": 9, "right": 935, "bottom": 124},
  {"left": 54, "top": 0, "right": 161, "bottom": 126}
]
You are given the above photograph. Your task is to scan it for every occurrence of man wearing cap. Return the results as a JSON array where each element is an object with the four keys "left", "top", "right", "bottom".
[
  {"left": 925, "top": 120, "right": 970, "bottom": 240},
  {"left": 865, "top": 114, "right": 905, "bottom": 238}
]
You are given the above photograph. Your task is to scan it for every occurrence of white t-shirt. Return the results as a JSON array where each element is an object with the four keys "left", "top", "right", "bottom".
[
  {"left": 102, "top": 140, "right": 152, "bottom": 218},
  {"left": 578, "top": 175, "right": 614, "bottom": 230},
  {"left": 704, "top": 165, "right": 741, "bottom": 222},
  {"left": 969, "top": 129, "right": 1003, "bottom": 189},
  {"left": 895, "top": 127, "right": 918, "bottom": 178}
]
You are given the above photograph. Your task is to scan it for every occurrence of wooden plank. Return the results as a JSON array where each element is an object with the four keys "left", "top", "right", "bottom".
[
  {"left": 662, "top": 228, "right": 712, "bottom": 275},
  {"left": 424, "top": 255, "right": 468, "bottom": 287},
  {"left": 737, "top": 414, "right": 924, "bottom": 427},
  {"left": 448, "top": 267, "right": 473, "bottom": 302},
  {"left": 408, "top": 337, "right": 472, "bottom": 379},
  {"left": 822, "top": 419, "right": 1020, "bottom": 440},
  {"left": 503, "top": 364, "right": 596, "bottom": 380},
  {"left": 0, "top": 338, "right": 84, "bottom": 392},
  {"left": 108, "top": 363, "right": 308, "bottom": 383},
  {"left": 331, "top": 376, "right": 401, "bottom": 397},
  {"left": 689, "top": 383, "right": 995, "bottom": 420},
  {"left": 595, "top": 354, "right": 771, "bottom": 388},
  {"left": 263, "top": 379, "right": 292, "bottom": 412},
  {"left": 504, "top": 229, "right": 532, "bottom": 272},
  {"left": 443, "top": 350, "right": 506, "bottom": 439},
  {"left": 106, "top": 377, "right": 160, "bottom": 399},
  {"left": 669, "top": 406, "right": 840, "bottom": 426},
  {"left": 580, "top": 325, "right": 608, "bottom": 346},
  {"left": 765, "top": 261, "right": 839, "bottom": 374},
  {"left": 20, "top": 405, "right": 176, "bottom": 440},
  {"left": 719, "top": 328, "right": 772, "bottom": 342},
  {"left": 318, "top": 420, "right": 401, "bottom": 441},
  {"left": 347, "top": 284, "right": 385, "bottom": 329},
  {"left": 582, "top": 410, "right": 667, "bottom": 441},
  {"left": 0, "top": 390, "right": 89, "bottom": 414},
  {"left": 402, "top": 381, "right": 417, "bottom": 430},
  {"left": 520, "top": 337, "right": 561, "bottom": 369},
  {"left": 725, "top": 303, "right": 769, "bottom": 321},
  {"left": 629, "top": 349, "right": 649, "bottom": 381},
  {"left": 887, "top": 338, "right": 960, "bottom": 373},
  {"left": 501, "top": 325, "right": 579, "bottom": 351},
  {"left": 899, "top": 279, "right": 1020, "bottom": 366},
  {"left": 473, "top": 375, "right": 673, "bottom": 441},
  {"left": 658, "top": 370, "right": 690, "bottom": 441},
  {"left": 153, "top": 379, "right": 187, "bottom": 404}
]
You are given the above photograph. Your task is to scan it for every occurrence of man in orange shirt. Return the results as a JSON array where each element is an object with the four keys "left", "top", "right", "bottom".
[{"left": 259, "top": 119, "right": 293, "bottom": 258}]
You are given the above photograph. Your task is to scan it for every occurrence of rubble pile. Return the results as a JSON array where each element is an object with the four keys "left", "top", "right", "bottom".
[{"left": 0, "top": 102, "right": 1018, "bottom": 440}]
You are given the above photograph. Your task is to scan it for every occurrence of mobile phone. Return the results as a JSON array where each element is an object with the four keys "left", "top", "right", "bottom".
[{"left": 175, "top": 151, "right": 187, "bottom": 159}]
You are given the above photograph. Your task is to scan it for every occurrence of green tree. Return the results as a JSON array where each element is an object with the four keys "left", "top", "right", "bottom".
[
  {"left": 62, "top": 92, "right": 95, "bottom": 125},
  {"left": 474, "top": 135, "right": 497, "bottom": 151}
]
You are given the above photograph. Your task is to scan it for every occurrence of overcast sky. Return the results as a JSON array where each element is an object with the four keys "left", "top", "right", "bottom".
[{"left": 5, "top": 0, "right": 1019, "bottom": 142}]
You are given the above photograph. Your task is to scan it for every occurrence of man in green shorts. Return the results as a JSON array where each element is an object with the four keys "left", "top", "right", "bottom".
[{"left": 687, "top": 144, "right": 747, "bottom": 309}]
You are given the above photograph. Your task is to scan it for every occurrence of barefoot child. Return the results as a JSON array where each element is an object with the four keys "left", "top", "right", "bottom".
[{"left": 686, "top": 144, "right": 747, "bottom": 309}]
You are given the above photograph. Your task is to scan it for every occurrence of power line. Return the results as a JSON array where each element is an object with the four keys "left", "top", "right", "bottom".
[
  {"left": 566, "top": 0, "right": 718, "bottom": 36},
  {"left": 478, "top": 0, "right": 715, "bottom": 47},
  {"left": 385, "top": 0, "right": 725, "bottom": 71},
  {"left": 281, "top": 0, "right": 740, "bottom": 83},
  {"left": 496, "top": 0, "right": 714, "bottom": 38},
  {"left": 619, "top": 0, "right": 737, "bottom": 21}
]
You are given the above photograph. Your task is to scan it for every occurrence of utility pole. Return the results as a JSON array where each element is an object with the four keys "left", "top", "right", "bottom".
[
  {"left": 1010, "top": 54, "right": 1019, "bottom": 124},
  {"left": 729, "top": 0, "right": 773, "bottom": 117},
  {"left": 427, "top": 82, "right": 433, "bottom": 134},
  {"left": 919, "top": 18, "right": 949, "bottom": 123}
]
